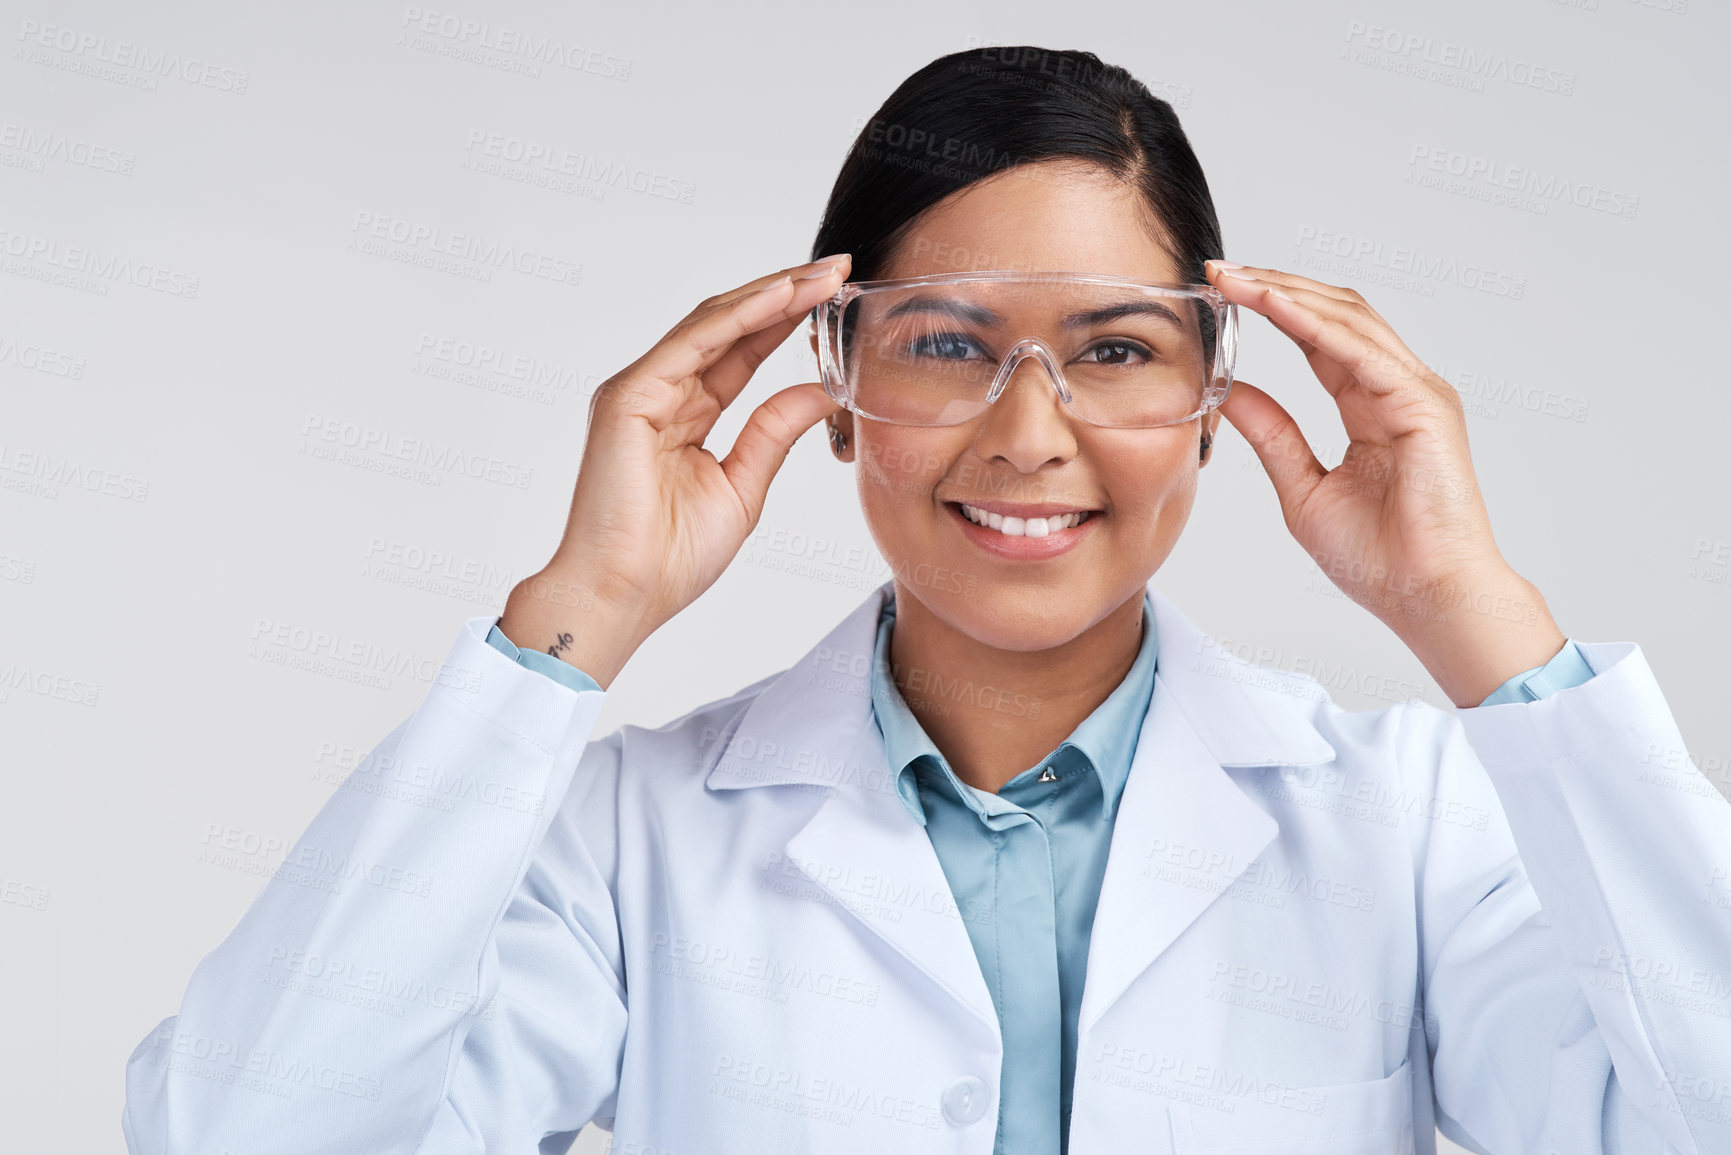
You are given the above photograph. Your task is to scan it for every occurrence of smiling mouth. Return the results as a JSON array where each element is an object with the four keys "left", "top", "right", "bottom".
[{"left": 949, "top": 502, "right": 1099, "bottom": 538}]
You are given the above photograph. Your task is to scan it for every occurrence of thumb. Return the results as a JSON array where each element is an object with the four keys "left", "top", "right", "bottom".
[
  {"left": 719, "top": 381, "right": 842, "bottom": 527},
  {"left": 1217, "top": 378, "right": 1326, "bottom": 526}
]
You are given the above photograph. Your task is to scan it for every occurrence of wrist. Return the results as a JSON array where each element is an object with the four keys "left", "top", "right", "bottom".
[
  {"left": 498, "top": 571, "right": 650, "bottom": 690},
  {"left": 1399, "top": 568, "right": 1566, "bottom": 708}
]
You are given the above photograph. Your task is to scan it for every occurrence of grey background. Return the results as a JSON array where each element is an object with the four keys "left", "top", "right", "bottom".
[{"left": 2, "top": 1, "right": 1725, "bottom": 1152}]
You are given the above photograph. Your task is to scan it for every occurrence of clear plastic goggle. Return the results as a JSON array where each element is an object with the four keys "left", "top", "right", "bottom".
[{"left": 814, "top": 271, "right": 1237, "bottom": 429}]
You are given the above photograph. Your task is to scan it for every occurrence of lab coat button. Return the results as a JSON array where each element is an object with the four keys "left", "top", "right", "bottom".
[{"left": 941, "top": 1075, "right": 991, "bottom": 1125}]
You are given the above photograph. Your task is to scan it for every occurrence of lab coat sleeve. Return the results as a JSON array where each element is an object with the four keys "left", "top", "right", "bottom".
[
  {"left": 485, "top": 622, "right": 605, "bottom": 694},
  {"left": 1477, "top": 638, "right": 1596, "bottom": 706},
  {"left": 1407, "top": 640, "right": 1731, "bottom": 1155},
  {"left": 121, "top": 616, "right": 628, "bottom": 1155}
]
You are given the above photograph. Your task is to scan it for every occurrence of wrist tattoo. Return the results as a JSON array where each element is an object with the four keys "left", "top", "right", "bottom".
[{"left": 547, "top": 632, "right": 575, "bottom": 660}]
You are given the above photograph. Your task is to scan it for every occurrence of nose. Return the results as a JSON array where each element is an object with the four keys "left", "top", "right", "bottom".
[{"left": 971, "top": 341, "right": 1079, "bottom": 473}]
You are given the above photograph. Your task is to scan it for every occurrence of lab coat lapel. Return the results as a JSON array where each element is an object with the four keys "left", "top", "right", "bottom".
[
  {"left": 1079, "top": 586, "right": 1339, "bottom": 1034},
  {"left": 706, "top": 582, "right": 999, "bottom": 1032}
]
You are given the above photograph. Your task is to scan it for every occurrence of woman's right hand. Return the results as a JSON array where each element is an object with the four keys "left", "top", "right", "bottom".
[{"left": 497, "top": 253, "right": 853, "bottom": 688}]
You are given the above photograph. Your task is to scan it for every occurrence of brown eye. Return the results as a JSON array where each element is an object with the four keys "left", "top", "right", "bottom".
[{"left": 1082, "top": 341, "right": 1150, "bottom": 366}]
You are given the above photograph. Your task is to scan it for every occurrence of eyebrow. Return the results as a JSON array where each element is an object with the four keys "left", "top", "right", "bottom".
[{"left": 878, "top": 295, "right": 1186, "bottom": 330}]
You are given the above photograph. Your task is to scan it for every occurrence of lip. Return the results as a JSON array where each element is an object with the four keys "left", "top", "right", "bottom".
[
  {"left": 946, "top": 498, "right": 1100, "bottom": 518},
  {"left": 945, "top": 501, "right": 1099, "bottom": 561}
]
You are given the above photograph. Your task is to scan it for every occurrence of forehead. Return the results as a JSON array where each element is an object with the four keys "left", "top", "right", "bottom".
[{"left": 881, "top": 159, "right": 1180, "bottom": 283}]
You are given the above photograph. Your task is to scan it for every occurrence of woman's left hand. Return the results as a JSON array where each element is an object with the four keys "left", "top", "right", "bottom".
[{"left": 1203, "top": 260, "right": 1567, "bottom": 708}]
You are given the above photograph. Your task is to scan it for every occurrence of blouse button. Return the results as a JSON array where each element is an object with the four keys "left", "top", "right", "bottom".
[{"left": 941, "top": 1075, "right": 991, "bottom": 1125}]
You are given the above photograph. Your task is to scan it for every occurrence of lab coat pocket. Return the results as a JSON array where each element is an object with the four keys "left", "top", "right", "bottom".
[{"left": 1169, "top": 1059, "right": 1415, "bottom": 1155}]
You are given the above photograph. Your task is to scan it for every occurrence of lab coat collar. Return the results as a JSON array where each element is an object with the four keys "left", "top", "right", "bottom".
[
  {"left": 704, "top": 578, "right": 1338, "bottom": 1034},
  {"left": 870, "top": 587, "right": 1160, "bottom": 826},
  {"left": 704, "top": 579, "right": 1335, "bottom": 792}
]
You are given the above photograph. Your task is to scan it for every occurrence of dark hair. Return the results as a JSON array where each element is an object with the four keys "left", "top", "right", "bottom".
[{"left": 810, "top": 46, "right": 1223, "bottom": 285}]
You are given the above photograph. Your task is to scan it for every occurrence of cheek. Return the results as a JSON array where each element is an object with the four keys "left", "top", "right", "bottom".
[
  {"left": 1101, "top": 440, "right": 1202, "bottom": 536},
  {"left": 855, "top": 432, "right": 948, "bottom": 517}
]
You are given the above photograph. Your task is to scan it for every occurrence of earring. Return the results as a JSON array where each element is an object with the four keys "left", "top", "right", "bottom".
[
  {"left": 828, "top": 422, "right": 848, "bottom": 455},
  {"left": 1199, "top": 431, "right": 1212, "bottom": 463}
]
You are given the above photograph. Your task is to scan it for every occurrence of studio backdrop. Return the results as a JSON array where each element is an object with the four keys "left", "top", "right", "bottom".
[{"left": 2, "top": 1, "right": 1726, "bottom": 1152}]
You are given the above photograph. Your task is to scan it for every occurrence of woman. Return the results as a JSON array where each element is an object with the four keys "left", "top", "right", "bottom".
[{"left": 123, "top": 46, "right": 1731, "bottom": 1155}]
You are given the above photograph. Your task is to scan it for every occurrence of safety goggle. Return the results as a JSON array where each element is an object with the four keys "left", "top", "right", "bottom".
[{"left": 813, "top": 271, "right": 1236, "bottom": 429}]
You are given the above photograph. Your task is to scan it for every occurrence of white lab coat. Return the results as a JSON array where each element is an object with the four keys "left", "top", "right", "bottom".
[{"left": 123, "top": 579, "right": 1731, "bottom": 1155}]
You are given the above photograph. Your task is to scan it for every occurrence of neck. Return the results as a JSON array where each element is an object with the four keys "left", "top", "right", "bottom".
[{"left": 887, "top": 583, "right": 1145, "bottom": 794}]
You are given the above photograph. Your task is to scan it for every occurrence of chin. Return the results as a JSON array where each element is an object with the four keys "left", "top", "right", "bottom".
[{"left": 904, "top": 575, "right": 1115, "bottom": 653}]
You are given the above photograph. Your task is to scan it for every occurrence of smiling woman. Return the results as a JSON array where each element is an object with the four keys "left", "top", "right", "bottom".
[{"left": 122, "top": 45, "right": 1731, "bottom": 1155}]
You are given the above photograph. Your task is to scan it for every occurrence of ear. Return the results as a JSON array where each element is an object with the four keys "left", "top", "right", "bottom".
[
  {"left": 812, "top": 327, "right": 855, "bottom": 463},
  {"left": 1199, "top": 410, "right": 1222, "bottom": 467},
  {"left": 827, "top": 408, "right": 856, "bottom": 463}
]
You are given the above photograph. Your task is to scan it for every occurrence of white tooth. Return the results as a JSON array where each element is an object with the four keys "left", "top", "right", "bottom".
[
  {"left": 1061, "top": 514, "right": 1077, "bottom": 530},
  {"left": 1000, "top": 516, "right": 1026, "bottom": 536},
  {"left": 1025, "top": 517, "right": 1049, "bottom": 538},
  {"left": 988, "top": 512, "right": 1003, "bottom": 529}
]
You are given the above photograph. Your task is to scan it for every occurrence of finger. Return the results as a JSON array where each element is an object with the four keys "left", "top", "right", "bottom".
[
  {"left": 1226, "top": 277, "right": 1407, "bottom": 355},
  {"left": 1217, "top": 379, "right": 1327, "bottom": 529},
  {"left": 596, "top": 262, "right": 849, "bottom": 434},
  {"left": 701, "top": 261, "right": 850, "bottom": 407},
  {"left": 1206, "top": 261, "right": 1383, "bottom": 317},
  {"left": 718, "top": 381, "right": 841, "bottom": 528},
  {"left": 657, "top": 307, "right": 811, "bottom": 453},
  {"left": 1227, "top": 281, "right": 1433, "bottom": 400},
  {"left": 694, "top": 253, "right": 851, "bottom": 318},
  {"left": 628, "top": 275, "right": 811, "bottom": 391}
]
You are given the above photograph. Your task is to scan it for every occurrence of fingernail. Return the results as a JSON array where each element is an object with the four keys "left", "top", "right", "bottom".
[
  {"left": 1206, "top": 259, "right": 1244, "bottom": 272},
  {"left": 799, "top": 254, "right": 850, "bottom": 280},
  {"left": 1220, "top": 268, "right": 1258, "bottom": 281},
  {"left": 755, "top": 275, "right": 793, "bottom": 293}
]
